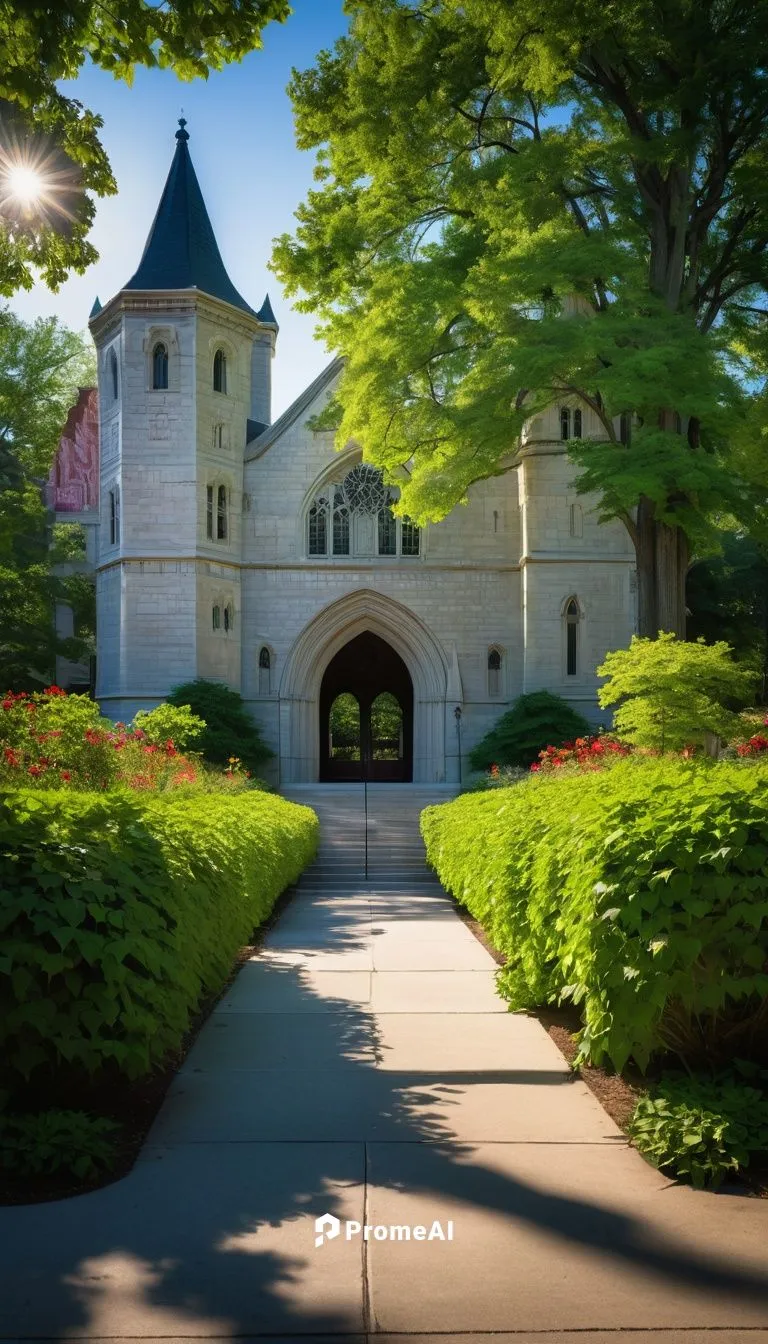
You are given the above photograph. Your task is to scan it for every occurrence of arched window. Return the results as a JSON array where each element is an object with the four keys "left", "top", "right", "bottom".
[
  {"left": 488, "top": 648, "right": 502, "bottom": 697},
  {"left": 573, "top": 407, "right": 582, "bottom": 438},
  {"left": 108, "top": 348, "right": 118, "bottom": 401},
  {"left": 258, "top": 646, "right": 271, "bottom": 695},
  {"left": 306, "top": 464, "right": 420, "bottom": 558},
  {"left": 223, "top": 602, "right": 233, "bottom": 633},
  {"left": 152, "top": 342, "right": 168, "bottom": 390},
  {"left": 212, "top": 604, "right": 221, "bottom": 631},
  {"left": 213, "top": 349, "right": 227, "bottom": 394},
  {"left": 217, "top": 484, "right": 228, "bottom": 540},
  {"left": 569, "top": 502, "right": 583, "bottom": 538},
  {"left": 565, "top": 598, "right": 580, "bottom": 676},
  {"left": 560, "top": 407, "right": 571, "bottom": 440}
]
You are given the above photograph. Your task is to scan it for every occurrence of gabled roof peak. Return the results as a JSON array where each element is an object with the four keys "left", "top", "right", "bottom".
[{"left": 123, "top": 119, "right": 257, "bottom": 318}]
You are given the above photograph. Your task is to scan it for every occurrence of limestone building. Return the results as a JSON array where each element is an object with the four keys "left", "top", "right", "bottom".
[{"left": 86, "top": 120, "right": 636, "bottom": 784}]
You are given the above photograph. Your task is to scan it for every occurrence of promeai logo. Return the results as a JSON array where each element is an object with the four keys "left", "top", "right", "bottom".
[
  {"left": 315, "top": 1213, "right": 341, "bottom": 1248},
  {"left": 314, "top": 1213, "right": 454, "bottom": 1247}
]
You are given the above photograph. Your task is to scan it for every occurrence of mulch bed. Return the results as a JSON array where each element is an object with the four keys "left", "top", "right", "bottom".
[{"left": 0, "top": 881, "right": 301, "bottom": 1206}]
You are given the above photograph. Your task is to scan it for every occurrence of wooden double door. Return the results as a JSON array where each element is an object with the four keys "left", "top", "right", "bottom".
[{"left": 319, "top": 631, "right": 413, "bottom": 782}]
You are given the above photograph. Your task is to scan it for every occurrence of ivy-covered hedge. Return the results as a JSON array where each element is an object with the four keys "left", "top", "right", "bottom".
[
  {"left": 0, "top": 788, "right": 318, "bottom": 1085},
  {"left": 421, "top": 760, "right": 768, "bottom": 1072}
]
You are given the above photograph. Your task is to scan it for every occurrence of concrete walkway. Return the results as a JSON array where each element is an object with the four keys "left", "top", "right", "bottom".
[{"left": 1, "top": 784, "right": 768, "bottom": 1341}]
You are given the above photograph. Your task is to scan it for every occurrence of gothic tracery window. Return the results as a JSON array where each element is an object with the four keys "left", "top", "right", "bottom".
[{"left": 306, "top": 464, "right": 420, "bottom": 559}]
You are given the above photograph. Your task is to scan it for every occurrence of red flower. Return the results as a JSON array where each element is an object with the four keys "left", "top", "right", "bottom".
[
  {"left": 4, "top": 747, "right": 20, "bottom": 767},
  {"left": 530, "top": 762, "right": 541, "bottom": 772},
  {"left": 27, "top": 764, "right": 44, "bottom": 777},
  {"left": 43, "top": 685, "right": 66, "bottom": 697},
  {"left": 60, "top": 770, "right": 71, "bottom": 782}
]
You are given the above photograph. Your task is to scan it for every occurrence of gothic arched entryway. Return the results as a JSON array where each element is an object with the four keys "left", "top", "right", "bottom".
[{"left": 319, "top": 631, "right": 414, "bottom": 782}]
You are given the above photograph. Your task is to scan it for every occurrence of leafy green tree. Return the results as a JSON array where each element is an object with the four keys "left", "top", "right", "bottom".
[
  {"left": 273, "top": 0, "right": 768, "bottom": 638},
  {"left": 0, "top": 0, "right": 289, "bottom": 294},
  {"left": 167, "top": 679, "right": 273, "bottom": 773},
  {"left": 0, "top": 309, "right": 95, "bottom": 688},
  {"left": 597, "top": 633, "right": 756, "bottom": 751},
  {"left": 469, "top": 690, "right": 591, "bottom": 770}
]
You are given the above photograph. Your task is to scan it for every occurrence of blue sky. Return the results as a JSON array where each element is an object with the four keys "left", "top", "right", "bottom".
[{"left": 10, "top": 1, "right": 348, "bottom": 417}]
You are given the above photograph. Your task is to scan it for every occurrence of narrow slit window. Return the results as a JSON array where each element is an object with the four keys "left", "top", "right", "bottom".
[
  {"left": 213, "top": 349, "right": 227, "bottom": 393},
  {"left": 206, "top": 485, "right": 214, "bottom": 539},
  {"left": 573, "top": 408, "right": 582, "bottom": 438},
  {"left": 109, "top": 488, "right": 120, "bottom": 546},
  {"left": 224, "top": 603, "right": 233, "bottom": 633},
  {"left": 109, "top": 348, "right": 118, "bottom": 401},
  {"left": 569, "top": 502, "right": 583, "bottom": 538},
  {"left": 560, "top": 407, "right": 571, "bottom": 440},
  {"left": 619, "top": 412, "right": 631, "bottom": 445},
  {"left": 217, "top": 484, "right": 228, "bottom": 540},
  {"left": 488, "top": 648, "right": 502, "bottom": 697},
  {"left": 152, "top": 342, "right": 168, "bottom": 389},
  {"left": 258, "top": 646, "right": 271, "bottom": 695},
  {"left": 565, "top": 598, "right": 579, "bottom": 676},
  {"left": 212, "top": 604, "right": 221, "bottom": 631}
]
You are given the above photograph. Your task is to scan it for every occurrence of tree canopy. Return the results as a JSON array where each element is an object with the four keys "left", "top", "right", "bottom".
[
  {"left": 0, "top": 308, "right": 95, "bottom": 688},
  {"left": 0, "top": 0, "right": 289, "bottom": 294},
  {"left": 273, "top": 0, "right": 768, "bottom": 636}
]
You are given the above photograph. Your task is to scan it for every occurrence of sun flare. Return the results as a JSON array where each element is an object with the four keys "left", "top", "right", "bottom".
[{"left": 5, "top": 163, "right": 44, "bottom": 206}]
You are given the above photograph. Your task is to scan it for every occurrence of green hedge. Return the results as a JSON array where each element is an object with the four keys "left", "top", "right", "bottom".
[
  {"left": 0, "top": 788, "right": 318, "bottom": 1085},
  {"left": 421, "top": 760, "right": 768, "bottom": 1072}
]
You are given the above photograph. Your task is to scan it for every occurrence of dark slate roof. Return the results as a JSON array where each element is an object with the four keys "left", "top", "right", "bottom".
[
  {"left": 256, "top": 293, "right": 278, "bottom": 327},
  {"left": 123, "top": 119, "right": 257, "bottom": 318},
  {"left": 246, "top": 417, "right": 268, "bottom": 443}
]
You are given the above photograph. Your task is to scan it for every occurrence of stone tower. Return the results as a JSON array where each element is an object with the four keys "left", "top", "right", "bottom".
[{"left": 89, "top": 119, "right": 277, "bottom": 722}]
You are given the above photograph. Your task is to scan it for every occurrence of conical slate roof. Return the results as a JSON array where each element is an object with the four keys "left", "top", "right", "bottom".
[{"left": 123, "top": 119, "right": 257, "bottom": 318}]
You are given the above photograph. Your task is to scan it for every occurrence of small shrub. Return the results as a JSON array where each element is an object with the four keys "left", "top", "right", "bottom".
[
  {"left": 131, "top": 703, "right": 205, "bottom": 751},
  {"left": 0, "top": 1110, "right": 119, "bottom": 1180},
  {"left": 629, "top": 1068, "right": 768, "bottom": 1189},
  {"left": 168, "top": 679, "right": 272, "bottom": 773},
  {"left": 598, "top": 633, "right": 755, "bottom": 752},
  {"left": 469, "top": 691, "right": 591, "bottom": 771},
  {"left": 0, "top": 788, "right": 318, "bottom": 1086},
  {"left": 421, "top": 758, "right": 768, "bottom": 1073}
]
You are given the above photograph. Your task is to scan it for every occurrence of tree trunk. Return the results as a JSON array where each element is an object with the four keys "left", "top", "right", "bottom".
[{"left": 631, "top": 497, "right": 688, "bottom": 638}]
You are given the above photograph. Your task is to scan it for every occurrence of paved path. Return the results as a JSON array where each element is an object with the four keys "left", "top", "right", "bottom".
[{"left": 1, "top": 784, "right": 768, "bottom": 1342}]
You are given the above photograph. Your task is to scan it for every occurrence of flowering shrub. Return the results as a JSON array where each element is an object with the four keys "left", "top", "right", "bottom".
[
  {"left": 0, "top": 687, "right": 202, "bottom": 792},
  {"left": 736, "top": 717, "right": 768, "bottom": 757},
  {"left": 530, "top": 734, "right": 631, "bottom": 773}
]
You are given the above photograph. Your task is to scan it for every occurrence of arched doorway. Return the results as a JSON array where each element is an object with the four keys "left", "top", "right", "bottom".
[{"left": 319, "top": 631, "right": 413, "bottom": 782}]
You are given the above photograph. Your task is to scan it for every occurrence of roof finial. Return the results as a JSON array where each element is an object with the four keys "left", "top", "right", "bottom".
[{"left": 176, "top": 115, "right": 189, "bottom": 143}]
